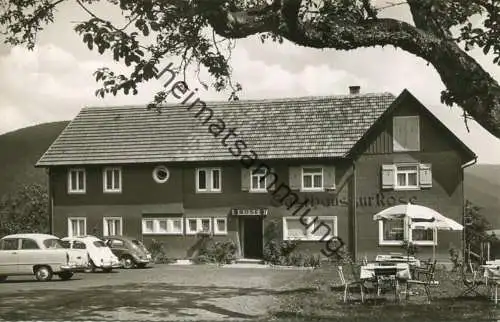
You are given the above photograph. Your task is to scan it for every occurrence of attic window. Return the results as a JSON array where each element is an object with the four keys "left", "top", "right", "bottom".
[{"left": 393, "top": 116, "right": 420, "bottom": 152}]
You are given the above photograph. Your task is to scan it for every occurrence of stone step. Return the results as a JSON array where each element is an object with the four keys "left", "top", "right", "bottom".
[{"left": 235, "top": 258, "right": 265, "bottom": 265}]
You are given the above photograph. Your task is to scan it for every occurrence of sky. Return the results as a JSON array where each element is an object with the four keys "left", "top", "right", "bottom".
[{"left": 1, "top": 1, "right": 500, "bottom": 164}]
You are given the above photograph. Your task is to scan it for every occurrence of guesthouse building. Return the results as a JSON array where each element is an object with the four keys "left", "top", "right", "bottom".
[{"left": 36, "top": 88, "right": 476, "bottom": 262}]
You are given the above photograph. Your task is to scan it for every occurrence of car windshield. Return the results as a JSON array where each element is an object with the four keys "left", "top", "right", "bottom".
[
  {"left": 43, "top": 238, "right": 64, "bottom": 249},
  {"left": 93, "top": 241, "right": 106, "bottom": 248}
]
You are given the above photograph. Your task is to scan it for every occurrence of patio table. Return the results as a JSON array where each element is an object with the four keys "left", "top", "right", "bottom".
[
  {"left": 360, "top": 263, "right": 410, "bottom": 302},
  {"left": 481, "top": 264, "right": 500, "bottom": 303},
  {"left": 375, "top": 254, "right": 421, "bottom": 267},
  {"left": 360, "top": 263, "right": 411, "bottom": 280}
]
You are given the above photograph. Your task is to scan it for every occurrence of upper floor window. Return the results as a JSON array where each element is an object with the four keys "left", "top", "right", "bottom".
[
  {"left": 395, "top": 165, "right": 418, "bottom": 190},
  {"left": 382, "top": 163, "right": 432, "bottom": 190},
  {"left": 393, "top": 115, "right": 420, "bottom": 152},
  {"left": 103, "top": 167, "right": 122, "bottom": 193},
  {"left": 196, "top": 168, "right": 221, "bottom": 193},
  {"left": 251, "top": 168, "right": 267, "bottom": 192},
  {"left": 302, "top": 167, "right": 323, "bottom": 191},
  {"left": 68, "top": 168, "right": 86, "bottom": 194}
]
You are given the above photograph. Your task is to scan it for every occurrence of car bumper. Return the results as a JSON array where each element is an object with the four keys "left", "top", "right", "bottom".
[
  {"left": 60, "top": 263, "right": 89, "bottom": 272},
  {"left": 98, "top": 262, "right": 121, "bottom": 269}
]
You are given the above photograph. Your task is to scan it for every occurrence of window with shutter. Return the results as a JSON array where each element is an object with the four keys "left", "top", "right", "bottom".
[
  {"left": 301, "top": 167, "right": 324, "bottom": 191},
  {"left": 393, "top": 116, "right": 420, "bottom": 152}
]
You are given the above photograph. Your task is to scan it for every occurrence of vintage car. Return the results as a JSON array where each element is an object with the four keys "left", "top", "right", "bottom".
[
  {"left": 103, "top": 236, "right": 152, "bottom": 269},
  {"left": 61, "top": 235, "right": 121, "bottom": 273},
  {"left": 0, "top": 233, "right": 89, "bottom": 282}
]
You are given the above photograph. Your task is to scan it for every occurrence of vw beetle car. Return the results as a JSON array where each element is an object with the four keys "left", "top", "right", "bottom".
[
  {"left": 61, "top": 235, "right": 120, "bottom": 272},
  {"left": 0, "top": 233, "right": 89, "bottom": 282},
  {"left": 103, "top": 236, "right": 152, "bottom": 268}
]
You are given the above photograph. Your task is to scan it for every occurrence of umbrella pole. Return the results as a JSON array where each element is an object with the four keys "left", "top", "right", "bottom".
[{"left": 432, "top": 227, "right": 436, "bottom": 262}]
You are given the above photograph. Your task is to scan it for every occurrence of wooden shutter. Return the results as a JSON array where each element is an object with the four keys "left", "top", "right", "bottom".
[
  {"left": 289, "top": 167, "right": 301, "bottom": 190},
  {"left": 381, "top": 164, "right": 395, "bottom": 189},
  {"left": 419, "top": 163, "right": 432, "bottom": 188},
  {"left": 241, "top": 168, "right": 250, "bottom": 191},
  {"left": 268, "top": 168, "right": 277, "bottom": 191},
  {"left": 323, "top": 166, "right": 336, "bottom": 190}
]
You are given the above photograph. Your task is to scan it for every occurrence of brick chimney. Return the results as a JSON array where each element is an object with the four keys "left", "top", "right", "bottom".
[{"left": 349, "top": 86, "right": 361, "bottom": 95}]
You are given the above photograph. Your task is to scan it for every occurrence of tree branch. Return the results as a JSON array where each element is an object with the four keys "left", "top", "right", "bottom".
[{"left": 202, "top": 0, "right": 500, "bottom": 139}]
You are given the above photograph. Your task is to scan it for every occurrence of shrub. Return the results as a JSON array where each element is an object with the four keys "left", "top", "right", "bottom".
[
  {"left": 0, "top": 183, "right": 49, "bottom": 236},
  {"left": 263, "top": 239, "right": 298, "bottom": 265},
  {"left": 195, "top": 238, "right": 237, "bottom": 265},
  {"left": 147, "top": 239, "right": 175, "bottom": 264},
  {"left": 449, "top": 244, "right": 461, "bottom": 272}
]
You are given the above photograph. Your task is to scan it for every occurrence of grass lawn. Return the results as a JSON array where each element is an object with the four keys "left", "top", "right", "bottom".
[{"left": 270, "top": 262, "right": 500, "bottom": 322}]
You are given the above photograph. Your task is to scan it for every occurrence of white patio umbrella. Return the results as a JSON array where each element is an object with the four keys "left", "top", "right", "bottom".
[
  {"left": 373, "top": 203, "right": 463, "bottom": 261},
  {"left": 411, "top": 218, "right": 463, "bottom": 260}
]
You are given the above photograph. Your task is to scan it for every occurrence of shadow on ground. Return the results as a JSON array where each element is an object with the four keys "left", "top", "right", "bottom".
[{"left": 0, "top": 283, "right": 316, "bottom": 321}]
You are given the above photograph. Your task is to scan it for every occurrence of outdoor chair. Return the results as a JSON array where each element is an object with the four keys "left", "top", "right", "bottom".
[
  {"left": 487, "top": 277, "right": 500, "bottom": 304},
  {"left": 374, "top": 267, "right": 400, "bottom": 301},
  {"left": 337, "top": 265, "right": 367, "bottom": 303},
  {"left": 406, "top": 259, "right": 436, "bottom": 303},
  {"left": 460, "top": 261, "right": 487, "bottom": 298}
]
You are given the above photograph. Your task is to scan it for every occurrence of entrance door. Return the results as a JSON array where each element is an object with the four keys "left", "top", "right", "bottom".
[{"left": 242, "top": 217, "right": 263, "bottom": 259}]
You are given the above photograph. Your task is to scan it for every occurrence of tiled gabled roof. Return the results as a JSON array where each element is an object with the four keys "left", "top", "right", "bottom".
[{"left": 36, "top": 92, "right": 396, "bottom": 166}]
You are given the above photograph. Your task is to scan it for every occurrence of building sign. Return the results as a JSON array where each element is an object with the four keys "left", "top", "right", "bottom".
[
  {"left": 232, "top": 208, "right": 269, "bottom": 216},
  {"left": 303, "top": 193, "right": 418, "bottom": 208}
]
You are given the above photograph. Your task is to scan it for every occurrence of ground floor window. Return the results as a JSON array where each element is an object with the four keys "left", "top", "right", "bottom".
[
  {"left": 68, "top": 217, "right": 86, "bottom": 237},
  {"left": 283, "top": 216, "right": 337, "bottom": 241},
  {"left": 214, "top": 218, "right": 227, "bottom": 235},
  {"left": 378, "top": 219, "right": 436, "bottom": 246},
  {"left": 142, "top": 217, "right": 183, "bottom": 235},
  {"left": 410, "top": 228, "right": 435, "bottom": 245},
  {"left": 103, "top": 217, "right": 123, "bottom": 236},
  {"left": 186, "top": 218, "right": 212, "bottom": 235}
]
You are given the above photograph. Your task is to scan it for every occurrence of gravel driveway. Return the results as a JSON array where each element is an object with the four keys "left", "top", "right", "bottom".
[{"left": 0, "top": 264, "right": 314, "bottom": 321}]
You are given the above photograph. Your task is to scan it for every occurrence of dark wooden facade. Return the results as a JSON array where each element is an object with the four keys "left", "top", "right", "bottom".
[{"left": 45, "top": 91, "right": 475, "bottom": 261}]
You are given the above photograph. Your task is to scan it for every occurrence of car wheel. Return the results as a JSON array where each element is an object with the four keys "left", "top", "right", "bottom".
[
  {"left": 136, "top": 263, "right": 147, "bottom": 269},
  {"left": 102, "top": 267, "right": 113, "bottom": 273},
  {"left": 34, "top": 266, "right": 53, "bottom": 282},
  {"left": 0, "top": 276, "right": 7, "bottom": 282},
  {"left": 59, "top": 272, "right": 74, "bottom": 281},
  {"left": 120, "top": 256, "right": 135, "bottom": 269},
  {"left": 85, "top": 260, "right": 96, "bottom": 273}
]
